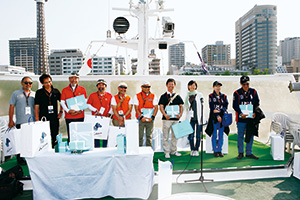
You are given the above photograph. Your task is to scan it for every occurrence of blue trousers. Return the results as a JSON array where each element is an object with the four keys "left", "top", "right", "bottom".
[
  {"left": 212, "top": 121, "right": 224, "bottom": 152},
  {"left": 188, "top": 120, "right": 201, "bottom": 151},
  {"left": 237, "top": 122, "right": 253, "bottom": 155}
]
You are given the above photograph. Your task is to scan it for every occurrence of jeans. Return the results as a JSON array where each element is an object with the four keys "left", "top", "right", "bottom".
[
  {"left": 188, "top": 120, "right": 201, "bottom": 151},
  {"left": 212, "top": 120, "right": 224, "bottom": 152},
  {"left": 237, "top": 122, "right": 253, "bottom": 155}
]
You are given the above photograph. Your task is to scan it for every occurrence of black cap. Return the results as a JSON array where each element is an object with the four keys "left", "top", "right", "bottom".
[
  {"left": 240, "top": 75, "right": 250, "bottom": 84},
  {"left": 213, "top": 81, "right": 222, "bottom": 87}
]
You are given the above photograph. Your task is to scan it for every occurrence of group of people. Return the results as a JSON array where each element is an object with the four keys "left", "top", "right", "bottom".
[{"left": 8, "top": 73, "right": 260, "bottom": 165}]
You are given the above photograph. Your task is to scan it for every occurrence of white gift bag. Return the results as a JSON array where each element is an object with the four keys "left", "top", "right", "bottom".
[
  {"left": 125, "top": 120, "right": 139, "bottom": 155},
  {"left": 271, "top": 134, "right": 284, "bottom": 160},
  {"left": 2, "top": 128, "right": 21, "bottom": 156},
  {"left": 205, "top": 133, "right": 228, "bottom": 154},
  {"left": 294, "top": 152, "right": 300, "bottom": 180},
  {"left": 20, "top": 117, "right": 51, "bottom": 158},
  {"left": 84, "top": 115, "right": 110, "bottom": 139},
  {"left": 107, "top": 126, "right": 125, "bottom": 147},
  {"left": 69, "top": 122, "right": 94, "bottom": 151},
  {"left": 158, "top": 160, "right": 173, "bottom": 199}
]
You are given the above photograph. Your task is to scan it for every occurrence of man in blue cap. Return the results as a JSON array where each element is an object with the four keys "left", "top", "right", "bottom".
[{"left": 233, "top": 75, "right": 260, "bottom": 160}]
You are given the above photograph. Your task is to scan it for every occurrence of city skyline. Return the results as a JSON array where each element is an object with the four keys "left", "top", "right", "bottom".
[{"left": 1, "top": 0, "right": 300, "bottom": 71}]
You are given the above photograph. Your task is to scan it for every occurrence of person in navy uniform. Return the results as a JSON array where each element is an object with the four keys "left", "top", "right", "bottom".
[
  {"left": 233, "top": 75, "right": 260, "bottom": 160},
  {"left": 208, "top": 81, "right": 228, "bottom": 157}
]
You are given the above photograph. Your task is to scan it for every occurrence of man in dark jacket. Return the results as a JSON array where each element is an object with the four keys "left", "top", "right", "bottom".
[{"left": 233, "top": 75, "right": 260, "bottom": 160}]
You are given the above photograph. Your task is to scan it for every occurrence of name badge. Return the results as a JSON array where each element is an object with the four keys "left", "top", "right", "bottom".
[
  {"left": 189, "top": 110, "right": 194, "bottom": 117},
  {"left": 48, "top": 105, "right": 54, "bottom": 114},
  {"left": 25, "top": 106, "right": 31, "bottom": 115},
  {"left": 99, "top": 107, "right": 105, "bottom": 115},
  {"left": 118, "top": 110, "right": 124, "bottom": 116}
]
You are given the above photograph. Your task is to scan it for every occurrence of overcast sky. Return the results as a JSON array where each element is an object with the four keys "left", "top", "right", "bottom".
[{"left": 1, "top": 0, "right": 299, "bottom": 71}]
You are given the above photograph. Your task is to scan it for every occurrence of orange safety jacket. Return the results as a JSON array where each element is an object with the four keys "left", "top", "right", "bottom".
[
  {"left": 113, "top": 94, "right": 131, "bottom": 120},
  {"left": 135, "top": 92, "right": 155, "bottom": 119}
]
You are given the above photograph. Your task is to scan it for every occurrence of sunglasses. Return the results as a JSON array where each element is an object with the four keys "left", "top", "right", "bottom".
[
  {"left": 119, "top": 86, "right": 127, "bottom": 89},
  {"left": 24, "top": 82, "right": 33, "bottom": 85},
  {"left": 142, "top": 86, "right": 151, "bottom": 88},
  {"left": 242, "top": 83, "right": 249, "bottom": 86}
]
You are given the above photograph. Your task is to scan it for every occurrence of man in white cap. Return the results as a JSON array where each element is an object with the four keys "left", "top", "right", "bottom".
[
  {"left": 87, "top": 79, "right": 112, "bottom": 147},
  {"left": 133, "top": 81, "right": 158, "bottom": 147},
  {"left": 111, "top": 82, "right": 133, "bottom": 126},
  {"left": 60, "top": 72, "right": 87, "bottom": 143}
]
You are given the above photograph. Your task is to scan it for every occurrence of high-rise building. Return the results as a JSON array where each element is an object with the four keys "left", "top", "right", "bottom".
[
  {"left": 169, "top": 42, "right": 185, "bottom": 74},
  {"left": 9, "top": 38, "right": 38, "bottom": 73},
  {"left": 61, "top": 55, "right": 125, "bottom": 76},
  {"left": 235, "top": 5, "right": 277, "bottom": 73},
  {"left": 36, "top": 0, "right": 49, "bottom": 74},
  {"left": 48, "top": 49, "right": 83, "bottom": 75},
  {"left": 202, "top": 41, "right": 231, "bottom": 66},
  {"left": 279, "top": 37, "right": 300, "bottom": 65},
  {"left": 131, "top": 49, "right": 161, "bottom": 75}
]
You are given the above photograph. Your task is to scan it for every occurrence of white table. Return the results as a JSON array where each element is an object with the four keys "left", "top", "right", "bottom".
[{"left": 26, "top": 147, "right": 154, "bottom": 200}]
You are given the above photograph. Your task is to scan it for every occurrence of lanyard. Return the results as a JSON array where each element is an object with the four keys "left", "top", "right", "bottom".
[
  {"left": 70, "top": 85, "right": 78, "bottom": 97},
  {"left": 141, "top": 92, "right": 151, "bottom": 107},
  {"left": 97, "top": 91, "right": 105, "bottom": 106},
  {"left": 44, "top": 88, "right": 53, "bottom": 105},
  {"left": 23, "top": 92, "right": 30, "bottom": 106},
  {"left": 241, "top": 89, "right": 250, "bottom": 101},
  {"left": 118, "top": 94, "right": 126, "bottom": 110}
]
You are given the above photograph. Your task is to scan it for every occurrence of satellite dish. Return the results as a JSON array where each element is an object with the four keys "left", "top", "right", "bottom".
[{"left": 113, "top": 17, "right": 130, "bottom": 34}]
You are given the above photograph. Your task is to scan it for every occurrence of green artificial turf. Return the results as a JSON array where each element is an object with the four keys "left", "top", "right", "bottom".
[{"left": 153, "top": 134, "right": 291, "bottom": 171}]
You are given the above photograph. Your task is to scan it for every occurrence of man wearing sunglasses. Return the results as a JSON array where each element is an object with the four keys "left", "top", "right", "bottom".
[
  {"left": 133, "top": 81, "right": 158, "bottom": 147},
  {"left": 111, "top": 82, "right": 133, "bottom": 127},
  {"left": 8, "top": 76, "right": 35, "bottom": 165},
  {"left": 233, "top": 75, "right": 260, "bottom": 160}
]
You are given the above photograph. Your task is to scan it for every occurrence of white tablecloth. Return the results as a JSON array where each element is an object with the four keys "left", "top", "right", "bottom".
[{"left": 26, "top": 147, "right": 154, "bottom": 200}]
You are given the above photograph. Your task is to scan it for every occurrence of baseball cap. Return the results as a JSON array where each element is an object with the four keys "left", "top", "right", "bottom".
[
  {"left": 69, "top": 72, "right": 79, "bottom": 78},
  {"left": 118, "top": 82, "right": 128, "bottom": 87},
  {"left": 141, "top": 81, "right": 151, "bottom": 86},
  {"left": 213, "top": 81, "right": 222, "bottom": 87},
  {"left": 240, "top": 75, "right": 250, "bottom": 84},
  {"left": 96, "top": 79, "right": 107, "bottom": 86}
]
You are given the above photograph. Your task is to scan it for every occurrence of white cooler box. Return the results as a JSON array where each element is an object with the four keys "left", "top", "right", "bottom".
[
  {"left": 205, "top": 133, "right": 228, "bottom": 154},
  {"left": 293, "top": 152, "right": 300, "bottom": 180},
  {"left": 270, "top": 134, "right": 284, "bottom": 161}
]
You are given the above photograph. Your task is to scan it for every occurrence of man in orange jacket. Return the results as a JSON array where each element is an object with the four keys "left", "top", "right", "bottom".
[
  {"left": 111, "top": 82, "right": 133, "bottom": 127},
  {"left": 133, "top": 81, "right": 158, "bottom": 147}
]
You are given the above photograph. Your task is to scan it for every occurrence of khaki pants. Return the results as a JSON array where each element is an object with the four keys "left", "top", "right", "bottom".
[
  {"left": 162, "top": 120, "right": 178, "bottom": 154},
  {"left": 112, "top": 118, "right": 127, "bottom": 127},
  {"left": 139, "top": 121, "right": 154, "bottom": 147}
]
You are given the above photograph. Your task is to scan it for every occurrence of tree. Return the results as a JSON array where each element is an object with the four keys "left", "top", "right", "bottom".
[
  {"left": 253, "top": 69, "right": 260, "bottom": 75},
  {"left": 222, "top": 70, "right": 231, "bottom": 76}
]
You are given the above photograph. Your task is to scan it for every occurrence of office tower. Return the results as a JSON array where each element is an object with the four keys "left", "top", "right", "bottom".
[
  {"left": 169, "top": 42, "right": 185, "bottom": 74},
  {"left": 36, "top": 0, "right": 49, "bottom": 74},
  {"left": 48, "top": 49, "right": 83, "bottom": 75},
  {"left": 235, "top": 5, "right": 277, "bottom": 73},
  {"left": 279, "top": 37, "right": 300, "bottom": 65},
  {"left": 131, "top": 49, "right": 160, "bottom": 75},
  {"left": 202, "top": 41, "right": 231, "bottom": 66},
  {"left": 9, "top": 38, "right": 38, "bottom": 73}
]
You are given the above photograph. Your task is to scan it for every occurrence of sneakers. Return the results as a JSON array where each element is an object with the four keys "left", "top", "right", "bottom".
[
  {"left": 165, "top": 153, "right": 170, "bottom": 159},
  {"left": 214, "top": 152, "right": 219, "bottom": 157},
  {"left": 237, "top": 153, "right": 244, "bottom": 160},
  {"left": 246, "top": 154, "right": 259, "bottom": 160},
  {"left": 165, "top": 152, "right": 181, "bottom": 158},
  {"left": 171, "top": 152, "right": 182, "bottom": 157},
  {"left": 190, "top": 151, "right": 199, "bottom": 157},
  {"left": 190, "top": 151, "right": 195, "bottom": 156}
]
